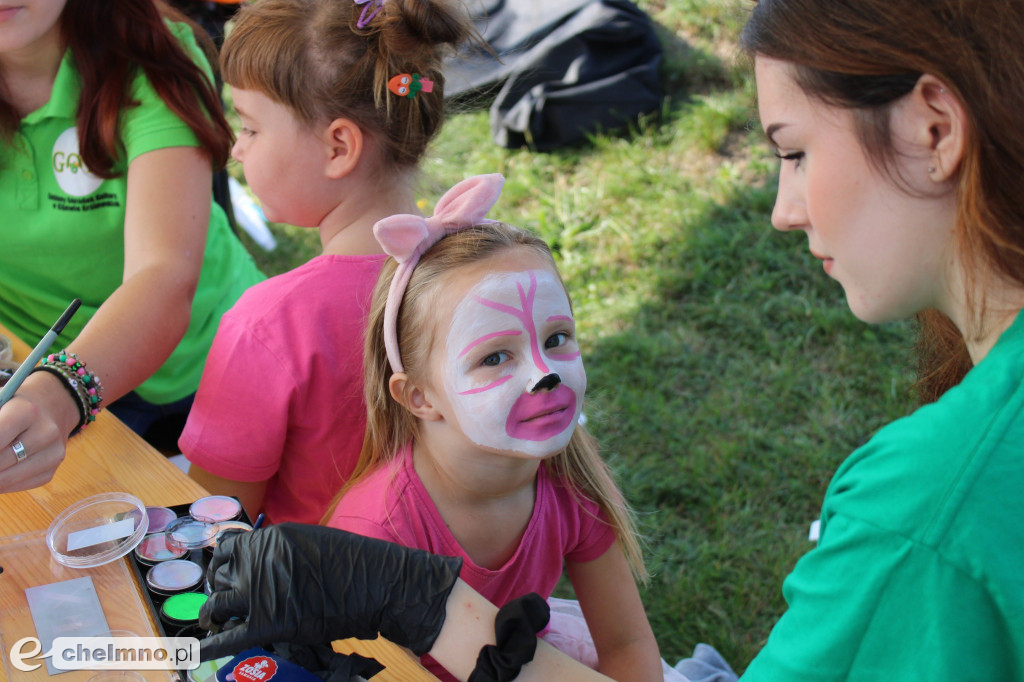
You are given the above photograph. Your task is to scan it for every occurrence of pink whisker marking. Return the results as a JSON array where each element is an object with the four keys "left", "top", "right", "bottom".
[
  {"left": 457, "top": 375, "right": 513, "bottom": 395},
  {"left": 458, "top": 329, "right": 521, "bottom": 358},
  {"left": 473, "top": 271, "right": 550, "bottom": 374}
]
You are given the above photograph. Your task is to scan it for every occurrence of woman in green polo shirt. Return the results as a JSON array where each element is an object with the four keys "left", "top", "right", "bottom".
[
  {"left": 0, "top": 0, "right": 263, "bottom": 492},
  {"left": 197, "top": 1, "right": 1024, "bottom": 680}
]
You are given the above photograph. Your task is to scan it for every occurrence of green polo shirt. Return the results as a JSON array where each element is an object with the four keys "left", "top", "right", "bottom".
[
  {"left": 0, "top": 23, "right": 263, "bottom": 404},
  {"left": 743, "top": 310, "right": 1024, "bottom": 680}
]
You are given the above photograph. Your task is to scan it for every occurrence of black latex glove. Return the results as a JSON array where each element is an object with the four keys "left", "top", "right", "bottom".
[
  {"left": 272, "top": 642, "right": 385, "bottom": 682},
  {"left": 199, "top": 523, "right": 462, "bottom": 661}
]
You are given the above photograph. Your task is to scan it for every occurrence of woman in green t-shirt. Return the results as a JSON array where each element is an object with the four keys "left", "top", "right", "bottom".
[
  {"left": 196, "top": 1, "right": 1024, "bottom": 681},
  {"left": 0, "top": 0, "right": 262, "bottom": 492}
]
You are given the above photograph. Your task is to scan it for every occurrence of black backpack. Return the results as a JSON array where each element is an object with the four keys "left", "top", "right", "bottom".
[{"left": 445, "top": 0, "right": 664, "bottom": 150}]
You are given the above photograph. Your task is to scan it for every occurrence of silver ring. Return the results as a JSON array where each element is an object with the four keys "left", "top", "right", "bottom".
[{"left": 12, "top": 440, "right": 27, "bottom": 463}]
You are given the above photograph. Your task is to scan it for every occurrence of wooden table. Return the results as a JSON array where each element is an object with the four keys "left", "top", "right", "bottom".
[{"left": 0, "top": 324, "right": 436, "bottom": 682}]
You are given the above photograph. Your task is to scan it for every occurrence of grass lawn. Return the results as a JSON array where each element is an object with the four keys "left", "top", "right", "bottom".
[{"left": 229, "top": 0, "right": 919, "bottom": 671}]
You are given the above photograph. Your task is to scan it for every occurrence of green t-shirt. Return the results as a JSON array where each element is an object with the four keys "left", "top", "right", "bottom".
[
  {"left": 743, "top": 311, "right": 1024, "bottom": 680},
  {"left": 0, "top": 23, "right": 264, "bottom": 404}
]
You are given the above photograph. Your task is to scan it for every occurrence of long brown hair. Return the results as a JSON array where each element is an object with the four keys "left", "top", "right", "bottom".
[
  {"left": 328, "top": 224, "right": 647, "bottom": 581},
  {"left": 221, "top": 0, "right": 477, "bottom": 172},
  {"left": 0, "top": 0, "right": 232, "bottom": 177},
  {"left": 741, "top": 0, "right": 1024, "bottom": 401}
]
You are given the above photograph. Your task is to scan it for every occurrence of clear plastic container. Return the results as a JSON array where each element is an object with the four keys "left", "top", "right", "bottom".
[
  {"left": 46, "top": 492, "right": 149, "bottom": 568},
  {"left": 165, "top": 516, "right": 219, "bottom": 551}
]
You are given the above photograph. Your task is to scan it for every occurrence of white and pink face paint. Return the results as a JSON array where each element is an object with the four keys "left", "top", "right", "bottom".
[{"left": 442, "top": 268, "right": 586, "bottom": 458}]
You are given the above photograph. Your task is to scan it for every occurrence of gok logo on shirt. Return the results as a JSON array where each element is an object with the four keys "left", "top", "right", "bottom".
[{"left": 52, "top": 127, "right": 103, "bottom": 197}]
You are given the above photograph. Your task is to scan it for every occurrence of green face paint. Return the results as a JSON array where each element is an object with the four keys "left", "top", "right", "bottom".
[{"left": 160, "top": 591, "right": 208, "bottom": 626}]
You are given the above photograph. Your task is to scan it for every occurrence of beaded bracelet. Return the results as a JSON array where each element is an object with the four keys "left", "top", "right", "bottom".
[
  {"left": 37, "top": 350, "right": 104, "bottom": 435},
  {"left": 31, "top": 365, "right": 89, "bottom": 433}
]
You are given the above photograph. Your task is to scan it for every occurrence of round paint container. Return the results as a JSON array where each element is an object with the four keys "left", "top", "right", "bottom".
[
  {"left": 159, "top": 591, "right": 209, "bottom": 632},
  {"left": 212, "top": 520, "right": 252, "bottom": 547},
  {"left": 187, "top": 655, "right": 234, "bottom": 682},
  {"left": 165, "top": 516, "right": 219, "bottom": 551},
  {"left": 190, "top": 495, "right": 242, "bottom": 523},
  {"left": 146, "top": 559, "right": 204, "bottom": 598},
  {"left": 175, "top": 622, "right": 208, "bottom": 641},
  {"left": 145, "top": 506, "right": 178, "bottom": 533},
  {"left": 134, "top": 532, "right": 187, "bottom": 566}
]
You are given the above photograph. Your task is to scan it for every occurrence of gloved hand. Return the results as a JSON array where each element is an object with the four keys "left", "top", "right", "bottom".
[
  {"left": 272, "top": 642, "right": 384, "bottom": 682},
  {"left": 199, "top": 523, "right": 462, "bottom": 661}
]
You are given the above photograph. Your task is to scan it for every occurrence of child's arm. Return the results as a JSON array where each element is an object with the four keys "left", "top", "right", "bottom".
[
  {"left": 567, "top": 540, "right": 663, "bottom": 682},
  {"left": 432, "top": 579, "right": 612, "bottom": 682}
]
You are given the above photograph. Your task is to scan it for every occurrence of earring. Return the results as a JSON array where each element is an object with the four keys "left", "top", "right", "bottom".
[{"left": 928, "top": 166, "right": 936, "bottom": 174}]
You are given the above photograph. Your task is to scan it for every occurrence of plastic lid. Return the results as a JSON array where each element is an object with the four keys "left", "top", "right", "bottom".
[
  {"left": 46, "top": 492, "right": 149, "bottom": 568},
  {"left": 166, "top": 516, "right": 219, "bottom": 550},
  {"left": 213, "top": 520, "right": 252, "bottom": 547}
]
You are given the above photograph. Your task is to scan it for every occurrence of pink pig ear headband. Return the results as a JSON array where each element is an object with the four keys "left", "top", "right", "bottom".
[{"left": 373, "top": 173, "right": 506, "bottom": 374}]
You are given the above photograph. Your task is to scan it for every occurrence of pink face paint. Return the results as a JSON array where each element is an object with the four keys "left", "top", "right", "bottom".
[
  {"left": 505, "top": 385, "right": 578, "bottom": 441},
  {"left": 145, "top": 506, "right": 178, "bottom": 533},
  {"left": 189, "top": 495, "right": 242, "bottom": 523},
  {"left": 443, "top": 268, "right": 586, "bottom": 458},
  {"left": 458, "top": 330, "right": 521, "bottom": 359},
  {"left": 458, "top": 374, "right": 513, "bottom": 395},
  {"left": 473, "top": 272, "right": 549, "bottom": 374}
]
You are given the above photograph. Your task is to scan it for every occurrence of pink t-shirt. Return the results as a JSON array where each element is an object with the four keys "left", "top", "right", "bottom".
[
  {"left": 180, "top": 254, "right": 385, "bottom": 525},
  {"left": 328, "top": 444, "right": 616, "bottom": 680}
]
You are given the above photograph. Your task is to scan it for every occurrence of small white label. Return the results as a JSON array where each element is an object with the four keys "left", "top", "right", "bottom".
[
  {"left": 66, "top": 518, "right": 135, "bottom": 551},
  {"left": 808, "top": 519, "right": 821, "bottom": 543}
]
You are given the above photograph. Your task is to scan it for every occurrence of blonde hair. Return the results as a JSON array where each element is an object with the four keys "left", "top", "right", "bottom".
[
  {"left": 220, "top": 0, "right": 476, "bottom": 170},
  {"left": 331, "top": 223, "right": 647, "bottom": 581}
]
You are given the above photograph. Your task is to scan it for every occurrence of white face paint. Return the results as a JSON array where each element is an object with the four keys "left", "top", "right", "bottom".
[{"left": 442, "top": 268, "right": 586, "bottom": 458}]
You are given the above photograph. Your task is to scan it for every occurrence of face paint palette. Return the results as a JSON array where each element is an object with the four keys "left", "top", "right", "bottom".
[
  {"left": 126, "top": 497, "right": 252, "bottom": 661},
  {"left": 160, "top": 591, "right": 209, "bottom": 630},
  {"left": 190, "top": 495, "right": 242, "bottom": 523},
  {"left": 146, "top": 505, "right": 178, "bottom": 532},
  {"left": 134, "top": 531, "right": 188, "bottom": 565},
  {"left": 146, "top": 559, "right": 204, "bottom": 597}
]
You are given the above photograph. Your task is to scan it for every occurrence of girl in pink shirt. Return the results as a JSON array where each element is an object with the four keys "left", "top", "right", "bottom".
[
  {"left": 327, "top": 174, "right": 665, "bottom": 681},
  {"left": 179, "top": 0, "right": 477, "bottom": 524}
]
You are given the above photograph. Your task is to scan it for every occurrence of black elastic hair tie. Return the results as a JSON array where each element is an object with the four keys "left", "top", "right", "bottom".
[{"left": 468, "top": 593, "right": 550, "bottom": 682}]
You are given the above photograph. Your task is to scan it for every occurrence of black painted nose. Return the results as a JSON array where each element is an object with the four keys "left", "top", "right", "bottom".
[{"left": 530, "top": 373, "right": 561, "bottom": 393}]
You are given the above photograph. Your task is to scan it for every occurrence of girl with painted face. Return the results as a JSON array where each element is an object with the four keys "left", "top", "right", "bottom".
[
  {"left": 197, "top": 1, "right": 1024, "bottom": 679},
  {"left": 324, "top": 174, "right": 667, "bottom": 682}
]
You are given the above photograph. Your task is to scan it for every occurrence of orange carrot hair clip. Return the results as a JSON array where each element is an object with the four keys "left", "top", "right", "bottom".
[{"left": 388, "top": 73, "right": 434, "bottom": 98}]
